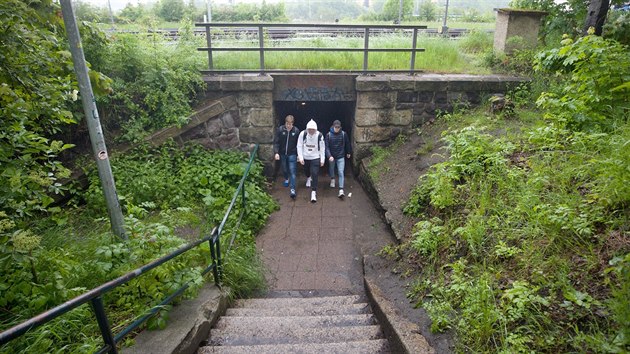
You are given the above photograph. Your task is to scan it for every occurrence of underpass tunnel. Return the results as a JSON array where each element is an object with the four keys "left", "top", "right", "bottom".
[
  {"left": 274, "top": 101, "right": 354, "bottom": 139},
  {"left": 273, "top": 100, "right": 356, "bottom": 179}
]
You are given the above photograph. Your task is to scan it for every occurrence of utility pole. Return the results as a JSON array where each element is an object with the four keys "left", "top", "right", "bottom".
[
  {"left": 59, "top": 0, "right": 127, "bottom": 240},
  {"left": 206, "top": 0, "right": 212, "bottom": 22},
  {"left": 442, "top": 0, "right": 450, "bottom": 35},
  {"left": 107, "top": 0, "right": 114, "bottom": 29},
  {"left": 398, "top": 0, "right": 403, "bottom": 23}
]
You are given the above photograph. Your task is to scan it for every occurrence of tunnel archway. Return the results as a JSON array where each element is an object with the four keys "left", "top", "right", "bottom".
[
  {"left": 273, "top": 100, "right": 356, "bottom": 179},
  {"left": 273, "top": 101, "right": 354, "bottom": 139}
]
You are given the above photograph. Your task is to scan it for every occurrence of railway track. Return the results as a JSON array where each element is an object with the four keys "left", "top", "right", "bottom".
[{"left": 109, "top": 26, "right": 487, "bottom": 40}]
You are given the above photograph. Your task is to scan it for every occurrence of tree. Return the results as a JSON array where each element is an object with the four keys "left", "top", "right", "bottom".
[
  {"left": 74, "top": 0, "right": 109, "bottom": 22},
  {"left": 158, "top": 0, "right": 185, "bottom": 22},
  {"left": 419, "top": 0, "right": 437, "bottom": 21},
  {"left": 119, "top": 2, "right": 145, "bottom": 22},
  {"left": 381, "top": 0, "right": 413, "bottom": 22},
  {"left": 583, "top": 0, "right": 610, "bottom": 35}
]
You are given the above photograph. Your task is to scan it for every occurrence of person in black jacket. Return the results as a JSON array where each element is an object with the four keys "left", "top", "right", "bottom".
[
  {"left": 325, "top": 120, "right": 352, "bottom": 198},
  {"left": 273, "top": 115, "right": 300, "bottom": 199}
]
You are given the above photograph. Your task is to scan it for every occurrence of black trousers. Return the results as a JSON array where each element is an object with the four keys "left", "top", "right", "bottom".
[{"left": 304, "top": 159, "right": 320, "bottom": 191}]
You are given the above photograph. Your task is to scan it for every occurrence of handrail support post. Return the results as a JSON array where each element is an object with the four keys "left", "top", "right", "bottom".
[{"left": 91, "top": 296, "right": 118, "bottom": 354}]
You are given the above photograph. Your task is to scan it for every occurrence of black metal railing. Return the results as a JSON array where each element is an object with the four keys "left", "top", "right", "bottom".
[
  {"left": 195, "top": 23, "right": 428, "bottom": 75},
  {"left": 0, "top": 144, "right": 260, "bottom": 354}
]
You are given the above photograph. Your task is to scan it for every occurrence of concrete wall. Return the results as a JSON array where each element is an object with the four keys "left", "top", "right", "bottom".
[
  {"left": 494, "top": 8, "right": 547, "bottom": 54},
  {"left": 162, "top": 74, "right": 526, "bottom": 175}
]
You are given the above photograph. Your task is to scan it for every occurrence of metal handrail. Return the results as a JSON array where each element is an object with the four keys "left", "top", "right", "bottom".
[
  {"left": 195, "top": 23, "right": 428, "bottom": 75},
  {"left": 0, "top": 144, "right": 261, "bottom": 353}
]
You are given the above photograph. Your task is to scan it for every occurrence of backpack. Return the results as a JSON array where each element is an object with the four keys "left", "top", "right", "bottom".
[{"left": 302, "top": 131, "right": 323, "bottom": 151}]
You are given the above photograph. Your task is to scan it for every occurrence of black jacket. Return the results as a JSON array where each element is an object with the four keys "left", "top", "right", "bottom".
[
  {"left": 273, "top": 125, "right": 300, "bottom": 156},
  {"left": 325, "top": 128, "right": 352, "bottom": 159}
]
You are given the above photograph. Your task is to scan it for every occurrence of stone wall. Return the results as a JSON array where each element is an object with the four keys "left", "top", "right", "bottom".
[
  {"left": 353, "top": 74, "right": 525, "bottom": 162},
  {"left": 171, "top": 74, "right": 529, "bottom": 175}
]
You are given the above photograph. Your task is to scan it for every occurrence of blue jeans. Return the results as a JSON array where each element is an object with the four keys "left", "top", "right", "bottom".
[
  {"left": 280, "top": 154, "right": 297, "bottom": 190},
  {"left": 328, "top": 157, "right": 345, "bottom": 189}
]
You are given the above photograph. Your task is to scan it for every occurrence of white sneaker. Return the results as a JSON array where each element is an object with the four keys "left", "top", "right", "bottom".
[
  {"left": 311, "top": 191, "right": 317, "bottom": 203},
  {"left": 330, "top": 179, "right": 335, "bottom": 188},
  {"left": 338, "top": 189, "right": 345, "bottom": 198},
  {"left": 306, "top": 177, "right": 312, "bottom": 188}
]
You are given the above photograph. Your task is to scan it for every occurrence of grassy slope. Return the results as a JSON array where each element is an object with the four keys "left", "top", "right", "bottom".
[{"left": 391, "top": 105, "right": 629, "bottom": 353}]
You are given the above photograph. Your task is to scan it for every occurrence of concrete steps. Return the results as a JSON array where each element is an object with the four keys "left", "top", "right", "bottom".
[{"left": 198, "top": 294, "right": 391, "bottom": 353}]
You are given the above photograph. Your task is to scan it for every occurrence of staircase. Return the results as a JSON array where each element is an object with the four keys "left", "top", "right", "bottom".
[{"left": 198, "top": 293, "right": 391, "bottom": 353}]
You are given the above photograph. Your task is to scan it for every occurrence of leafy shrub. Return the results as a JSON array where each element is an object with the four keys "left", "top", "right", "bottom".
[
  {"left": 2, "top": 144, "right": 276, "bottom": 352},
  {"left": 603, "top": 10, "right": 630, "bottom": 46},
  {"left": 402, "top": 91, "right": 628, "bottom": 351},
  {"left": 90, "top": 26, "right": 205, "bottom": 142},
  {"left": 534, "top": 32, "right": 630, "bottom": 132},
  {"left": 0, "top": 0, "right": 79, "bottom": 219}
]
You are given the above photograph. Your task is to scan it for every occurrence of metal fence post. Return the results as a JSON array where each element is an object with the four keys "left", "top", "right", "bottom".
[
  {"left": 258, "top": 25, "right": 265, "bottom": 75},
  {"left": 91, "top": 297, "right": 118, "bottom": 354},
  {"left": 363, "top": 27, "right": 370, "bottom": 74},
  {"left": 410, "top": 28, "right": 418, "bottom": 75},
  {"left": 205, "top": 25, "right": 214, "bottom": 71}
]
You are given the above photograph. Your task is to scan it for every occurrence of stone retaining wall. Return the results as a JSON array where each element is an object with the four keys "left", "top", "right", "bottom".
[
  {"left": 166, "top": 74, "right": 527, "bottom": 174},
  {"left": 352, "top": 74, "right": 525, "bottom": 162}
]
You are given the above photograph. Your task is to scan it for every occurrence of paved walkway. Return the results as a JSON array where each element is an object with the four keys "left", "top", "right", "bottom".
[{"left": 256, "top": 172, "right": 391, "bottom": 295}]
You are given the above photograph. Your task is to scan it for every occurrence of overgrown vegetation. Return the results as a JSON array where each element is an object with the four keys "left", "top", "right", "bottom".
[
  {"left": 1, "top": 2, "right": 275, "bottom": 351},
  {"left": 1, "top": 142, "right": 276, "bottom": 352},
  {"left": 396, "top": 33, "right": 629, "bottom": 352},
  {"left": 80, "top": 21, "right": 205, "bottom": 143}
]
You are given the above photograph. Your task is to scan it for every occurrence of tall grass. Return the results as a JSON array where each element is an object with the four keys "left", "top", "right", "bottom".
[{"left": 207, "top": 33, "right": 491, "bottom": 73}]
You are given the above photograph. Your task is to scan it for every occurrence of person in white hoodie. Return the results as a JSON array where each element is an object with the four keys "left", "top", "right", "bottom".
[{"left": 297, "top": 119, "right": 326, "bottom": 203}]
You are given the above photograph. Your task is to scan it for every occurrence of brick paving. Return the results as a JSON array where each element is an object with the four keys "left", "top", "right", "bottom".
[{"left": 256, "top": 173, "right": 366, "bottom": 294}]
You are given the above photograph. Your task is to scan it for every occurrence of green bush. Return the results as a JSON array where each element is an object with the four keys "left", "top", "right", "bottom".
[
  {"left": 1, "top": 144, "right": 276, "bottom": 352},
  {"left": 534, "top": 32, "right": 630, "bottom": 132},
  {"left": 87, "top": 25, "right": 205, "bottom": 142},
  {"left": 402, "top": 48, "right": 629, "bottom": 350}
]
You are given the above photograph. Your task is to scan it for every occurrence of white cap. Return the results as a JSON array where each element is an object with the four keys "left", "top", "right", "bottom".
[{"left": 306, "top": 119, "right": 317, "bottom": 130}]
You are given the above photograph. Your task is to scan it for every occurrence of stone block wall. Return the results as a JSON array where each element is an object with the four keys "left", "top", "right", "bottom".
[
  {"left": 181, "top": 74, "right": 528, "bottom": 175},
  {"left": 353, "top": 74, "right": 525, "bottom": 162}
]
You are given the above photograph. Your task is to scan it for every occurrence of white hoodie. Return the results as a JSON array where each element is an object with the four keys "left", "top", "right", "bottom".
[{"left": 297, "top": 130, "right": 325, "bottom": 163}]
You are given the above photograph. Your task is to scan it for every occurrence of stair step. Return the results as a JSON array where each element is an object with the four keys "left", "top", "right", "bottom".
[
  {"left": 198, "top": 339, "right": 390, "bottom": 353},
  {"left": 232, "top": 295, "right": 361, "bottom": 309},
  {"left": 225, "top": 303, "right": 369, "bottom": 317},
  {"left": 214, "top": 314, "right": 376, "bottom": 330},
  {"left": 208, "top": 324, "right": 383, "bottom": 346}
]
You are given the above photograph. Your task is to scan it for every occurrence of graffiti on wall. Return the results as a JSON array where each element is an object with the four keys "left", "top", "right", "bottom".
[{"left": 281, "top": 87, "right": 355, "bottom": 101}]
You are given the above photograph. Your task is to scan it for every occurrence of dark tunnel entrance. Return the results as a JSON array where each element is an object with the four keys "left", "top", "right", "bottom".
[
  {"left": 273, "top": 100, "right": 356, "bottom": 179},
  {"left": 273, "top": 101, "right": 355, "bottom": 138}
]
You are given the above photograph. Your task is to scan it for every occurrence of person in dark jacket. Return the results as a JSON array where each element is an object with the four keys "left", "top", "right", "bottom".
[
  {"left": 273, "top": 115, "right": 300, "bottom": 199},
  {"left": 325, "top": 120, "right": 352, "bottom": 198}
]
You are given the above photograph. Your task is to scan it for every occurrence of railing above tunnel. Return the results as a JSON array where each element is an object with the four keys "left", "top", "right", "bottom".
[{"left": 195, "top": 23, "right": 428, "bottom": 75}]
